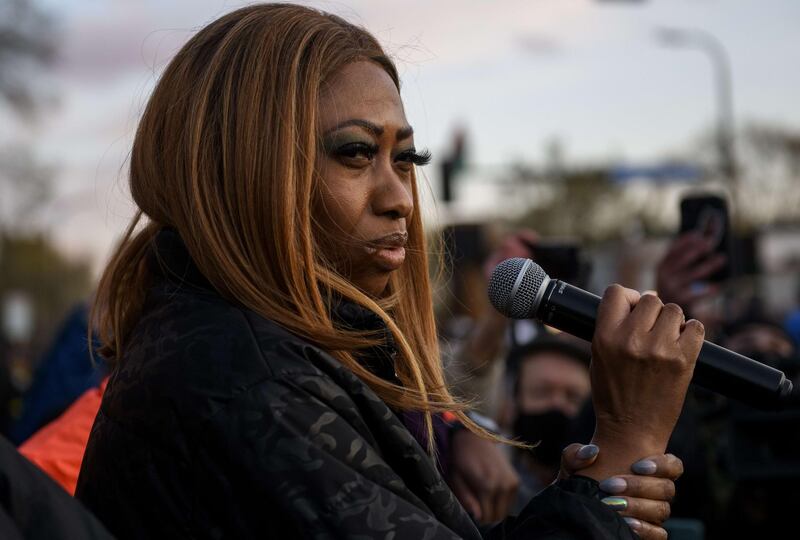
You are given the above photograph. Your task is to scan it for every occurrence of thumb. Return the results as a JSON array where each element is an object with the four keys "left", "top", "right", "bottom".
[{"left": 559, "top": 443, "right": 600, "bottom": 480}]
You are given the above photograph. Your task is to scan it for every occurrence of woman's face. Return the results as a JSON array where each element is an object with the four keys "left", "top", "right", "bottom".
[{"left": 316, "top": 61, "right": 429, "bottom": 297}]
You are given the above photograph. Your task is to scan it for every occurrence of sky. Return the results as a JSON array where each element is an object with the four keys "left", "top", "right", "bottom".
[{"left": 6, "top": 0, "right": 800, "bottom": 271}]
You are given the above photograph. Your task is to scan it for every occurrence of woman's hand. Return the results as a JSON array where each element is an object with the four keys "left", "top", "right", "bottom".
[
  {"left": 561, "top": 444, "right": 683, "bottom": 540},
  {"left": 597, "top": 453, "right": 682, "bottom": 540},
  {"left": 581, "top": 286, "right": 704, "bottom": 479}
]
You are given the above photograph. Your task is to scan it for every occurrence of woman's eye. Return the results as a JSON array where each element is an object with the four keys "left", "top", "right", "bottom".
[
  {"left": 336, "top": 142, "right": 377, "bottom": 163},
  {"left": 395, "top": 148, "right": 432, "bottom": 168}
]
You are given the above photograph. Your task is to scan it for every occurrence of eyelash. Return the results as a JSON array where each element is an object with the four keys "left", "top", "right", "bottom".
[
  {"left": 397, "top": 148, "right": 432, "bottom": 167},
  {"left": 334, "top": 143, "right": 432, "bottom": 167}
]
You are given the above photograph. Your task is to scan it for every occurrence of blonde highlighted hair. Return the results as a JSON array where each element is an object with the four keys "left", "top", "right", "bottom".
[{"left": 92, "top": 3, "right": 495, "bottom": 452}]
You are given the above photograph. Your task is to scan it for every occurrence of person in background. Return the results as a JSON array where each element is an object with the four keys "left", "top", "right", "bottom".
[
  {"left": 655, "top": 231, "right": 727, "bottom": 317},
  {"left": 442, "top": 229, "right": 539, "bottom": 422},
  {"left": 9, "top": 303, "right": 105, "bottom": 445},
  {"left": 0, "top": 435, "right": 113, "bottom": 540},
  {"left": 723, "top": 305, "right": 799, "bottom": 377},
  {"left": 504, "top": 335, "right": 593, "bottom": 513},
  {"left": 440, "top": 228, "right": 540, "bottom": 522},
  {"left": 0, "top": 334, "right": 13, "bottom": 437},
  {"left": 17, "top": 377, "right": 109, "bottom": 495},
  {"left": 784, "top": 282, "right": 800, "bottom": 350},
  {"left": 717, "top": 309, "right": 800, "bottom": 539}
]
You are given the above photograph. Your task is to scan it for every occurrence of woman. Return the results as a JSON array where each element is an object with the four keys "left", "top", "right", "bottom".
[{"left": 76, "top": 5, "right": 702, "bottom": 539}]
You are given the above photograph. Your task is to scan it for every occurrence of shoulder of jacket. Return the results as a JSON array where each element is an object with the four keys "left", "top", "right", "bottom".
[{"left": 112, "top": 288, "right": 342, "bottom": 411}]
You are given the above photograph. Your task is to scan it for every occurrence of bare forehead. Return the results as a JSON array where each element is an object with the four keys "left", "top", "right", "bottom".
[{"left": 318, "top": 61, "right": 406, "bottom": 130}]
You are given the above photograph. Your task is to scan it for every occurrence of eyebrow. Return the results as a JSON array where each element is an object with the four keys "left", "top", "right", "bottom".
[{"left": 323, "top": 119, "right": 414, "bottom": 141}]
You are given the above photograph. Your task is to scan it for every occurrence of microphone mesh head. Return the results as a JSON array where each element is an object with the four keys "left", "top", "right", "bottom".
[{"left": 487, "top": 258, "right": 548, "bottom": 319}]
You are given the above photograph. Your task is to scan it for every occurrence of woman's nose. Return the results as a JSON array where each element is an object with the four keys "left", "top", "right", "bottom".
[{"left": 372, "top": 164, "right": 413, "bottom": 220}]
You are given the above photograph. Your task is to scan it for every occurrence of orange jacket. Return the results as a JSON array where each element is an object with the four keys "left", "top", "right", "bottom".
[{"left": 19, "top": 377, "right": 108, "bottom": 495}]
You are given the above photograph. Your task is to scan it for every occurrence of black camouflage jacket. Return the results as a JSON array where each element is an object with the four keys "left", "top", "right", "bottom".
[{"left": 75, "top": 229, "right": 634, "bottom": 539}]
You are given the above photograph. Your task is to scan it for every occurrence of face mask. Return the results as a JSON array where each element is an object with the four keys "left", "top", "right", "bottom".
[{"left": 512, "top": 409, "right": 572, "bottom": 469}]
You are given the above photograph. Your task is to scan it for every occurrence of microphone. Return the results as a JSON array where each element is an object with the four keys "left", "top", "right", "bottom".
[{"left": 488, "top": 257, "right": 794, "bottom": 410}]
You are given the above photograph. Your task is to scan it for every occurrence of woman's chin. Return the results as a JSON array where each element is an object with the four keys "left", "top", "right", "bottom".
[{"left": 354, "top": 272, "right": 393, "bottom": 299}]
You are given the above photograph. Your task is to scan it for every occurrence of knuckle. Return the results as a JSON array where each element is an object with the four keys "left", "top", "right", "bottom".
[
  {"left": 643, "top": 339, "right": 675, "bottom": 362},
  {"left": 603, "top": 284, "right": 622, "bottom": 298},
  {"left": 485, "top": 479, "right": 499, "bottom": 493},
  {"left": 649, "top": 347, "right": 674, "bottom": 364},
  {"left": 663, "top": 303, "right": 684, "bottom": 318},
  {"left": 562, "top": 443, "right": 580, "bottom": 456},
  {"left": 623, "top": 336, "right": 643, "bottom": 358},
  {"left": 609, "top": 283, "right": 625, "bottom": 293},
  {"left": 642, "top": 293, "right": 663, "bottom": 307},
  {"left": 687, "top": 319, "right": 705, "bottom": 337},
  {"left": 669, "top": 455, "right": 685, "bottom": 478},
  {"left": 593, "top": 334, "right": 615, "bottom": 356}
]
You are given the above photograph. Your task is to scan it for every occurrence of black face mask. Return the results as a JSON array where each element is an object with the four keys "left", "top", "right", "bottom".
[{"left": 512, "top": 409, "right": 572, "bottom": 469}]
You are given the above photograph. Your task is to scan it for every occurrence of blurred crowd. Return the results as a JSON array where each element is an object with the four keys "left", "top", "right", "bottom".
[
  {"left": 3, "top": 194, "right": 800, "bottom": 540},
  {"left": 438, "top": 217, "right": 800, "bottom": 539}
]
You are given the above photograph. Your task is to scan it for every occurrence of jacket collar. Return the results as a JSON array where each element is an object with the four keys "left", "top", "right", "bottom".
[
  {"left": 330, "top": 298, "right": 400, "bottom": 384},
  {"left": 150, "top": 227, "right": 214, "bottom": 292}
]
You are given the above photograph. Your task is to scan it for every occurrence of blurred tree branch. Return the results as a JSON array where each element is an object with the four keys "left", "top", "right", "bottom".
[
  {"left": 0, "top": 0, "right": 56, "bottom": 117},
  {"left": 744, "top": 124, "right": 800, "bottom": 179},
  {"left": 0, "top": 145, "right": 52, "bottom": 233},
  {"left": 0, "top": 0, "right": 56, "bottom": 233}
]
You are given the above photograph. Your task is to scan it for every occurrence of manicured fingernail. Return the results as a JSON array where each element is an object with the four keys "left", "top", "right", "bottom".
[
  {"left": 632, "top": 459, "right": 657, "bottom": 475},
  {"left": 601, "top": 497, "right": 628, "bottom": 511},
  {"left": 599, "top": 477, "right": 627, "bottom": 494},
  {"left": 624, "top": 517, "right": 642, "bottom": 531},
  {"left": 576, "top": 444, "right": 599, "bottom": 460}
]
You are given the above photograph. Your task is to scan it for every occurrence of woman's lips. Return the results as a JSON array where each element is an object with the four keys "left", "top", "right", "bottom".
[{"left": 365, "top": 232, "right": 408, "bottom": 270}]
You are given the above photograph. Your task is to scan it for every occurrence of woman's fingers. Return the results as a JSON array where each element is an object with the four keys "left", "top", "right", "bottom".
[
  {"left": 622, "top": 517, "right": 668, "bottom": 540},
  {"left": 632, "top": 454, "right": 684, "bottom": 480},
  {"left": 623, "top": 293, "right": 665, "bottom": 333},
  {"left": 678, "top": 318, "right": 705, "bottom": 359},
  {"left": 596, "top": 284, "right": 641, "bottom": 336},
  {"left": 601, "top": 495, "right": 671, "bottom": 524},
  {"left": 599, "top": 475, "right": 675, "bottom": 502},
  {"left": 558, "top": 443, "right": 599, "bottom": 479},
  {"left": 650, "top": 303, "right": 684, "bottom": 342}
]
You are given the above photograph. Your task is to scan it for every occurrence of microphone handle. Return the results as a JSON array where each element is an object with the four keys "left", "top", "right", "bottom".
[
  {"left": 537, "top": 280, "right": 599, "bottom": 342},
  {"left": 535, "top": 280, "right": 792, "bottom": 410}
]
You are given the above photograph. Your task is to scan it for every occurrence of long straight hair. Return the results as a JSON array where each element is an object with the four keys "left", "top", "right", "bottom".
[{"left": 92, "top": 3, "right": 494, "bottom": 451}]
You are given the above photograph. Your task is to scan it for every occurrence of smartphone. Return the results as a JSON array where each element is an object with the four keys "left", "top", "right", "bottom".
[
  {"left": 679, "top": 193, "right": 732, "bottom": 282},
  {"left": 523, "top": 241, "right": 591, "bottom": 288}
]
